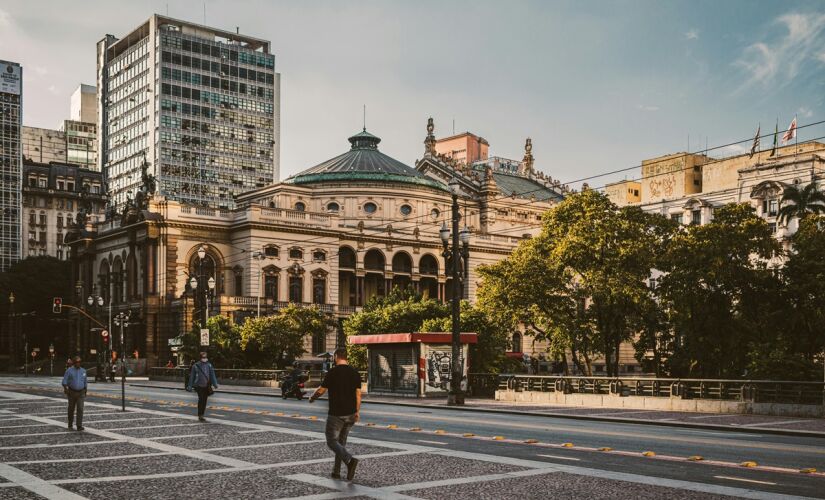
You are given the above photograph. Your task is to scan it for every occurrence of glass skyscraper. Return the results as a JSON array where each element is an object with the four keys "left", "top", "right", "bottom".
[
  {"left": 97, "top": 15, "right": 280, "bottom": 210},
  {"left": 0, "top": 60, "right": 22, "bottom": 272}
]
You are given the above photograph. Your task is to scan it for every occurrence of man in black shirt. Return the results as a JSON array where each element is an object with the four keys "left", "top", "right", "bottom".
[{"left": 309, "top": 347, "right": 361, "bottom": 480}]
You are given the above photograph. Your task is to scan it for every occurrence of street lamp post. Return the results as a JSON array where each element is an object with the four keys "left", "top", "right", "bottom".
[
  {"left": 440, "top": 178, "right": 471, "bottom": 406},
  {"left": 190, "top": 245, "right": 216, "bottom": 331},
  {"left": 253, "top": 250, "right": 265, "bottom": 317},
  {"left": 87, "top": 294, "right": 104, "bottom": 380},
  {"left": 113, "top": 311, "right": 130, "bottom": 411}
]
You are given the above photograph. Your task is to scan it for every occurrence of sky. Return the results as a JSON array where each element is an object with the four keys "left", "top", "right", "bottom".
[{"left": 1, "top": 0, "right": 824, "bottom": 188}]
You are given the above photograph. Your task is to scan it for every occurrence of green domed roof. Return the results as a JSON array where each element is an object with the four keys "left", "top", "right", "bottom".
[{"left": 284, "top": 129, "right": 448, "bottom": 191}]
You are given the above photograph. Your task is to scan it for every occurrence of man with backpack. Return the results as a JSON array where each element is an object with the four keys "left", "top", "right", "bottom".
[{"left": 187, "top": 351, "right": 219, "bottom": 421}]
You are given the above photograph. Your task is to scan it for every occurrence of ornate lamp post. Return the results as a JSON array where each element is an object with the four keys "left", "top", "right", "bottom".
[
  {"left": 113, "top": 310, "right": 130, "bottom": 411},
  {"left": 87, "top": 294, "right": 105, "bottom": 379},
  {"left": 440, "top": 178, "right": 471, "bottom": 406}
]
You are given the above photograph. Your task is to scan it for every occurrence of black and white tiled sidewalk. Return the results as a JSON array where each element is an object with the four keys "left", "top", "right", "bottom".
[{"left": 0, "top": 390, "right": 805, "bottom": 499}]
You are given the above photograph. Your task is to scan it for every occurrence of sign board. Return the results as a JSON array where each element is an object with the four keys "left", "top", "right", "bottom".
[
  {"left": 90, "top": 349, "right": 97, "bottom": 354},
  {"left": 200, "top": 328, "right": 209, "bottom": 346},
  {"left": 168, "top": 336, "right": 183, "bottom": 347},
  {"left": 101, "top": 330, "right": 109, "bottom": 338},
  {"left": 0, "top": 63, "right": 21, "bottom": 95}
]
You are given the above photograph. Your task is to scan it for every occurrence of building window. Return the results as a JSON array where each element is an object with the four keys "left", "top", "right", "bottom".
[
  {"left": 29, "top": 212, "right": 36, "bottom": 226},
  {"left": 312, "top": 277, "right": 326, "bottom": 304},
  {"left": 670, "top": 213, "right": 683, "bottom": 224},
  {"left": 264, "top": 246, "right": 279, "bottom": 257},
  {"left": 691, "top": 210, "right": 701, "bottom": 225},
  {"left": 768, "top": 222, "right": 777, "bottom": 234},
  {"left": 56, "top": 180, "right": 65, "bottom": 190},
  {"left": 326, "top": 202, "right": 340, "bottom": 212},
  {"left": 67, "top": 181, "right": 74, "bottom": 191},
  {"left": 289, "top": 248, "right": 303, "bottom": 260},
  {"left": 67, "top": 200, "right": 73, "bottom": 210},
  {"left": 399, "top": 204, "right": 412, "bottom": 216},
  {"left": 363, "top": 202, "right": 377, "bottom": 214},
  {"left": 57, "top": 215, "right": 63, "bottom": 229},
  {"left": 294, "top": 201, "right": 306, "bottom": 212},
  {"left": 38, "top": 178, "right": 47, "bottom": 188},
  {"left": 264, "top": 275, "right": 278, "bottom": 300},
  {"left": 39, "top": 212, "right": 46, "bottom": 226},
  {"left": 312, "top": 331, "right": 325, "bottom": 355},
  {"left": 39, "top": 231, "right": 47, "bottom": 244},
  {"left": 511, "top": 332, "right": 523, "bottom": 353},
  {"left": 312, "top": 250, "right": 326, "bottom": 262},
  {"left": 234, "top": 271, "right": 243, "bottom": 296},
  {"left": 768, "top": 199, "right": 778, "bottom": 217},
  {"left": 289, "top": 276, "right": 303, "bottom": 303}
]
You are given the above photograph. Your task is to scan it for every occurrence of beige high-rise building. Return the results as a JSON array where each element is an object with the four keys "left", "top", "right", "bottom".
[
  {"left": 434, "top": 132, "right": 489, "bottom": 165},
  {"left": 70, "top": 84, "right": 97, "bottom": 123}
]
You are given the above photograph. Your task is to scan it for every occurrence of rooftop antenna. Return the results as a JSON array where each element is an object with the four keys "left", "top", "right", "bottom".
[
  {"left": 203, "top": 2, "right": 206, "bottom": 24},
  {"left": 363, "top": 104, "right": 366, "bottom": 131},
  {"left": 452, "top": 118, "right": 455, "bottom": 135}
]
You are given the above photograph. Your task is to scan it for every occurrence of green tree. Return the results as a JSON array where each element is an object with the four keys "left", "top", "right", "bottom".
[
  {"left": 773, "top": 214, "right": 825, "bottom": 379},
  {"left": 420, "top": 301, "right": 510, "bottom": 373},
  {"left": 656, "top": 203, "right": 780, "bottom": 378},
  {"left": 777, "top": 182, "right": 825, "bottom": 225},
  {"left": 240, "top": 304, "right": 329, "bottom": 369},
  {"left": 343, "top": 288, "right": 448, "bottom": 370},
  {"left": 477, "top": 190, "right": 670, "bottom": 376}
]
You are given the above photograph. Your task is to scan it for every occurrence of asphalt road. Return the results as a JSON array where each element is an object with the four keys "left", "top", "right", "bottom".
[{"left": 4, "top": 376, "right": 825, "bottom": 499}]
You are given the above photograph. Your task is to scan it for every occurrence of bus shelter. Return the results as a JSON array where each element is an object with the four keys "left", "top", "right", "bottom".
[{"left": 349, "top": 332, "right": 477, "bottom": 397}]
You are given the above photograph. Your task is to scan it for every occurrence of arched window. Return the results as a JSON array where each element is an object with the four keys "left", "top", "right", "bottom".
[
  {"left": 264, "top": 245, "right": 279, "bottom": 257},
  {"left": 326, "top": 202, "right": 340, "bottom": 212},
  {"left": 233, "top": 266, "right": 244, "bottom": 296},
  {"left": 312, "top": 271, "right": 326, "bottom": 304},
  {"left": 289, "top": 276, "right": 303, "bottom": 303},
  {"left": 363, "top": 202, "right": 377, "bottom": 214},
  {"left": 289, "top": 247, "right": 303, "bottom": 260},
  {"left": 339, "top": 247, "right": 356, "bottom": 268},
  {"left": 392, "top": 253, "right": 412, "bottom": 273},
  {"left": 419, "top": 254, "right": 438, "bottom": 275},
  {"left": 364, "top": 249, "right": 385, "bottom": 271},
  {"left": 511, "top": 332, "right": 523, "bottom": 353},
  {"left": 294, "top": 201, "right": 306, "bottom": 212},
  {"left": 312, "top": 250, "right": 326, "bottom": 262},
  {"left": 263, "top": 265, "right": 279, "bottom": 300},
  {"left": 399, "top": 204, "right": 412, "bottom": 216}
]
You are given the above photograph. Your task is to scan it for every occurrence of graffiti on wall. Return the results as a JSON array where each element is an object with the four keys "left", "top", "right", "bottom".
[{"left": 423, "top": 344, "right": 466, "bottom": 393}]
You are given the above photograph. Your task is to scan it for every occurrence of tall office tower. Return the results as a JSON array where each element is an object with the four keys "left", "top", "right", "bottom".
[
  {"left": 0, "top": 60, "right": 22, "bottom": 272},
  {"left": 65, "top": 84, "right": 98, "bottom": 169},
  {"left": 97, "top": 15, "right": 280, "bottom": 210}
]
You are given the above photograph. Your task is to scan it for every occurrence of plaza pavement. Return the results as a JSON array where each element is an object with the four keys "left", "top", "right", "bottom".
[{"left": 0, "top": 387, "right": 817, "bottom": 499}]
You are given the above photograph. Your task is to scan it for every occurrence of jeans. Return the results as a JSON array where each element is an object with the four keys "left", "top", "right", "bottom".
[
  {"left": 67, "top": 389, "right": 85, "bottom": 427},
  {"left": 195, "top": 386, "right": 210, "bottom": 416},
  {"left": 325, "top": 414, "right": 356, "bottom": 473}
]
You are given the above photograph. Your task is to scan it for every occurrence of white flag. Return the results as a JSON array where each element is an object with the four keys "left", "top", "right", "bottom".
[{"left": 781, "top": 117, "right": 796, "bottom": 143}]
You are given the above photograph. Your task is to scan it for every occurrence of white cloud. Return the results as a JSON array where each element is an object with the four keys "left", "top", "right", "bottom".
[
  {"left": 798, "top": 106, "right": 813, "bottom": 118},
  {"left": 637, "top": 104, "right": 660, "bottom": 112},
  {"left": 735, "top": 13, "right": 825, "bottom": 89},
  {"left": 685, "top": 29, "right": 699, "bottom": 40}
]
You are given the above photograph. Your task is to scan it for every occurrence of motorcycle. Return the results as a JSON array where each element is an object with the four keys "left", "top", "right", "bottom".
[{"left": 280, "top": 371, "right": 308, "bottom": 400}]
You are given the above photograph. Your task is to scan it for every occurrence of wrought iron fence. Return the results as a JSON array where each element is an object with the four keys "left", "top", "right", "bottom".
[
  {"left": 468, "top": 373, "right": 499, "bottom": 397},
  {"left": 149, "top": 367, "right": 368, "bottom": 385},
  {"left": 496, "top": 375, "right": 825, "bottom": 405}
]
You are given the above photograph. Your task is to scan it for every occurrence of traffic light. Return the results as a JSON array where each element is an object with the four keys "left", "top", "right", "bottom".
[
  {"left": 101, "top": 330, "right": 109, "bottom": 346},
  {"left": 52, "top": 297, "right": 62, "bottom": 314}
]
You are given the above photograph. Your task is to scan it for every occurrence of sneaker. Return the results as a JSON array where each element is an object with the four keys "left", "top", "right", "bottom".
[
  {"left": 67, "top": 423, "right": 72, "bottom": 430},
  {"left": 198, "top": 416, "right": 206, "bottom": 422},
  {"left": 346, "top": 458, "right": 359, "bottom": 481},
  {"left": 330, "top": 472, "right": 341, "bottom": 480},
  {"left": 77, "top": 427, "right": 84, "bottom": 431}
]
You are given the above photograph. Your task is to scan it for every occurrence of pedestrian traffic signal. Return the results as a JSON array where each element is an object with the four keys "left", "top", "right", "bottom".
[{"left": 52, "top": 297, "right": 62, "bottom": 314}]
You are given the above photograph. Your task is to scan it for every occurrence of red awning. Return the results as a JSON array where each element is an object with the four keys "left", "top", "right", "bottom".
[
  {"left": 348, "top": 332, "right": 478, "bottom": 345},
  {"left": 505, "top": 352, "right": 524, "bottom": 358}
]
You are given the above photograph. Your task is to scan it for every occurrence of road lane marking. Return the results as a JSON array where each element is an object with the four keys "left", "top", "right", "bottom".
[
  {"left": 0, "top": 463, "right": 86, "bottom": 500},
  {"left": 740, "top": 420, "right": 811, "bottom": 428},
  {"left": 147, "top": 434, "right": 207, "bottom": 440},
  {"left": 714, "top": 475, "right": 777, "bottom": 486},
  {"left": 537, "top": 454, "right": 581, "bottom": 461},
  {"left": 285, "top": 473, "right": 420, "bottom": 499},
  {"left": 417, "top": 440, "right": 448, "bottom": 445}
]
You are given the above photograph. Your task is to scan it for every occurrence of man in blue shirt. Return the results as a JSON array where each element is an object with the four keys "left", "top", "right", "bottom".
[
  {"left": 61, "top": 356, "right": 88, "bottom": 431},
  {"left": 187, "top": 352, "right": 218, "bottom": 422}
]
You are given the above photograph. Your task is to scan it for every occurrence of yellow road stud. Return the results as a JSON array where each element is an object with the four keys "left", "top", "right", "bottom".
[
  {"left": 275, "top": 412, "right": 284, "bottom": 416},
  {"left": 524, "top": 439, "right": 538, "bottom": 444},
  {"left": 435, "top": 429, "right": 447, "bottom": 435},
  {"left": 387, "top": 424, "right": 397, "bottom": 429},
  {"left": 493, "top": 436, "right": 505, "bottom": 441},
  {"left": 642, "top": 451, "right": 656, "bottom": 457},
  {"left": 410, "top": 427, "right": 422, "bottom": 431},
  {"left": 687, "top": 456, "right": 704, "bottom": 461},
  {"left": 463, "top": 433, "right": 475, "bottom": 437},
  {"left": 598, "top": 447, "right": 613, "bottom": 452},
  {"left": 740, "top": 461, "right": 758, "bottom": 468},
  {"left": 309, "top": 416, "right": 318, "bottom": 420},
  {"left": 561, "top": 443, "right": 574, "bottom": 448},
  {"left": 800, "top": 468, "right": 817, "bottom": 474}
]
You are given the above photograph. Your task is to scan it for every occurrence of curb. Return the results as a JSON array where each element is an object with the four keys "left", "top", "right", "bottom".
[{"left": 129, "top": 383, "right": 825, "bottom": 439}]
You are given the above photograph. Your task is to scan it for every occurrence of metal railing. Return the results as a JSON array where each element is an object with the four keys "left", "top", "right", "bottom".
[
  {"left": 468, "top": 373, "right": 499, "bottom": 397},
  {"left": 496, "top": 375, "right": 825, "bottom": 406},
  {"left": 149, "top": 367, "right": 369, "bottom": 385}
]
